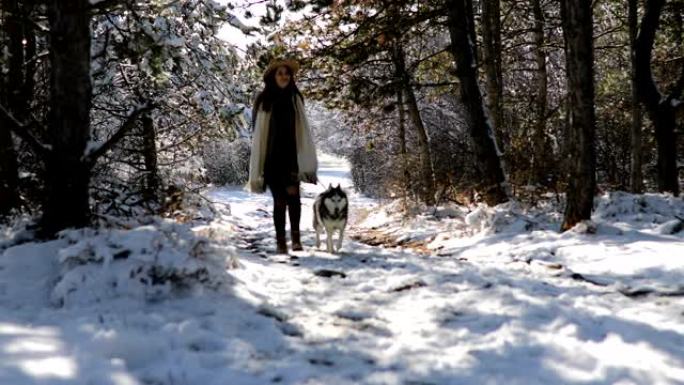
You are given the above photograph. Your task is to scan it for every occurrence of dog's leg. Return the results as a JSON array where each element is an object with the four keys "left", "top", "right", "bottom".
[
  {"left": 326, "top": 228, "right": 334, "bottom": 253},
  {"left": 315, "top": 226, "right": 321, "bottom": 249},
  {"left": 336, "top": 225, "right": 345, "bottom": 252}
]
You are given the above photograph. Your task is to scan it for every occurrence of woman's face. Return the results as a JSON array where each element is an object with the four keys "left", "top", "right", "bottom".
[{"left": 274, "top": 66, "right": 291, "bottom": 89}]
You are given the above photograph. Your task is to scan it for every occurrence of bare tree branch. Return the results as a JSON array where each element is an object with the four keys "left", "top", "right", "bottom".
[
  {"left": 0, "top": 103, "right": 51, "bottom": 157},
  {"left": 82, "top": 102, "right": 154, "bottom": 164}
]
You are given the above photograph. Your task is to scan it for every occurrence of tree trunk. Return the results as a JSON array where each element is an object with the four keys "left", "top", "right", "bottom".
[
  {"left": 628, "top": 0, "right": 643, "bottom": 193},
  {"left": 391, "top": 41, "right": 436, "bottom": 205},
  {"left": 651, "top": 106, "right": 679, "bottom": 194},
  {"left": 20, "top": 6, "right": 36, "bottom": 120},
  {"left": 141, "top": 113, "right": 160, "bottom": 203},
  {"left": 635, "top": 0, "right": 680, "bottom": 196},
  {"left": 0, "top": 0, "right": 23, "bottom": 217},
  {"left": 445, "top": 0, "right": 508, "bottom": 206},
  {"left": 482, "top": 0, "right": 504, "bottom": 148},
  {"left": 0, "top": 120, "right": 20, "bottom": 218},
  {"left": 40, "top": 0, "right": 93, "bottom": 235},
  {"left": 560, "top": 0, "right": 596, "bottom": 232},
  {"left": 0, "top": 107, "right": 19, "bottom": 216},
  {"left": 396, "top": 88, "right": 410, "bottom": 208},
  {"left": 531, "top": 0, "right": 550, "bottom": 186}
]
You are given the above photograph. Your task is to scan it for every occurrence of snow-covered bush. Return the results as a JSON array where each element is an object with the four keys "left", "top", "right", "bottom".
[
  {"left": 463, "top": 192, "right": 684, "bottom": 235},
  {"left": 202, "top": 139, "right": 251, "bottom": 186},
  {"left": 51, "top": 218, "right": 232, "bottom": 307},
  {"left": 464, "top": 201, "right": 558, "bottom": 234},
  {"left": 593, "top": 192, "right": 684, "bottom": 232},
  {"left": 0, "top": 214, "right": 37, "bottom": 253}
]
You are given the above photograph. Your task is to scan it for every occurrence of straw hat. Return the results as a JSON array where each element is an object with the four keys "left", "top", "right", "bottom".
[{"left": 262, "top": 58, "right": 300, "bottom": 81}]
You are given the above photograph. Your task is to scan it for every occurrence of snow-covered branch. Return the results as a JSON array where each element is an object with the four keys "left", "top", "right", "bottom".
[
  {"left": 226, "top": 13, "right": 260, "bottom": 35},
  {"left": 83, "top": 102, "right": 154, "bottom": 164},
  {"left": 89, "top": 0, "right": 125, "bottom": 13}
]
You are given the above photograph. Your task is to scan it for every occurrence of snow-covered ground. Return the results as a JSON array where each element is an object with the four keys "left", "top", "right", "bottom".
[{"left": 1, "top": 153, "right": 683, "bottom": 385}]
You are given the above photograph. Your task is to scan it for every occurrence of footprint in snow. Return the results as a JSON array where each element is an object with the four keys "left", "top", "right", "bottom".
[
  {"left": 308, "top": 357, "right": 335, "bottom": 367},
  {"left": 334, "top": 309, "right": 372, "bottom": 321},
  {"left": 314, "top": 269, "right": 346, "bottom": 278},
  {"left": 186, "top": 335, "right": 225, "bottom": 352}
]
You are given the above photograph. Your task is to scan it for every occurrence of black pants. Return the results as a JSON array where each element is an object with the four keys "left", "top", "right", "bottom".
[{"left": 268, "top": 182, "right": 301, "bottom": 239}]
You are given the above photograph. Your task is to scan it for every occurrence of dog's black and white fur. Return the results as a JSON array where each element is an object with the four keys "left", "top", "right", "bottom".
[{"left": 313, "top": 184, "right": 348, "bottom": 253}]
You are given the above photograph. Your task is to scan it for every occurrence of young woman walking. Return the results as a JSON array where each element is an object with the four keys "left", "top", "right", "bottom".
[{"left": 247, "top": 59, "right": 318, "bottom": 254}]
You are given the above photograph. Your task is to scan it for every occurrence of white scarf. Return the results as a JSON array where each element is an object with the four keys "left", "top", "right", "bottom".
[{"left": 246, "top": 94, "right": 318, "bottom": 193}]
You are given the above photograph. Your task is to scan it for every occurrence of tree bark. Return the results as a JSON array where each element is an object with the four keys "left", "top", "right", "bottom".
[
  {"left": 141, "top": 112, "right": 160, "bottom": 203},
  {"left": 445, "top": 0, "right": 508, "bottom": 206},
  {"left": 40, "top": 0, "right": 93, "bottom": 235},
  {"left": 482, "top": 0, "right": 504, "bottom": 148},
  {"left": 635, "top": 0, "right": 680, "bottom": 196},
  {"left": 0, "top": 118, "right": 18, "bottom": 217},
  {"left": 531, "top": 0, "right": 550, "bottom": 186},
  {"left": 628, "top": 0, "right": 644, "bottom": 193},
  {"left": 560, "top": 0, "right": 597, "bottom": 231},
  {"left": 391, "top": 41, "right": 436, "bottom": 205},
  {"left": 396, "top": 88, "right": 410, "bottom": 207}
]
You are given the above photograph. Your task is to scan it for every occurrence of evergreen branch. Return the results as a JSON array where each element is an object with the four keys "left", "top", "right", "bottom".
[
  {"left": 0, "top": 103, "right": 51, "bottom": 157},
  {"left": 408, "top": 47, "right": 450, "bottom": 72},
  {"left": 667, "top": 61, "right": 684, "bottom": 102},
  {"left": 83, "top": 102, "right": 154, "bottom": 164},
  {"left": 89, "top": 0, "right": 126, "bottom": 13},
  {"left": 227, "top": 13, "right": 259, "bottom": 35}
]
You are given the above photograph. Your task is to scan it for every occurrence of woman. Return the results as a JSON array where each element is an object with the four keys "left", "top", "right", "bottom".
[{"left": 247, "top": 58, "right": 318, "bottom": 254}]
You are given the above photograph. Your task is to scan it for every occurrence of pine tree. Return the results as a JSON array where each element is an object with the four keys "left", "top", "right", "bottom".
[
  {"left": 445, "top": 0, "right": 509, "bottom": 205},
  {"left": 560, "top": 0, "right": 597, "bottom": 231}
]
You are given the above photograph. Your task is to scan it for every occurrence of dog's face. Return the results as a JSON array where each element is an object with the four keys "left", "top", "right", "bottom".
[{"left": 323, "top": 184, "right": 347, "bottom": 216}]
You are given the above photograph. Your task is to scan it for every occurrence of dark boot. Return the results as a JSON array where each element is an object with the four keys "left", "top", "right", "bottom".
[
  {"left": 286, "top": 185, "right": 302, "bottom": 251},
  {"left": 276, "top": 235, "right": 288, "bottom": 254},
  {"left": 291, "top": 230, "right": 302, "bottom": 251},
  {"left": 272, "top": 193, "right": 288, "bottom": 254}
]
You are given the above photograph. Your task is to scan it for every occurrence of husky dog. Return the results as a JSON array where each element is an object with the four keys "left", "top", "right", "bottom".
[{"left": 313, "top": 184, "right": 348, "bottom": 253}]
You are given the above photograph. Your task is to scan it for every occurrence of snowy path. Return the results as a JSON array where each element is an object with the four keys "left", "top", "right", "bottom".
[
  {"left": 208, "top": 153, "right": 684, "bottom": 385},
  {"left": 1, "top": 153, "right": 683, "bottom": 385}
]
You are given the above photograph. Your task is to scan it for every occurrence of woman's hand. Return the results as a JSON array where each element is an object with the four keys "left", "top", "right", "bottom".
[{"left": 302, "top": 172, "right": 318, "bottom": 184}]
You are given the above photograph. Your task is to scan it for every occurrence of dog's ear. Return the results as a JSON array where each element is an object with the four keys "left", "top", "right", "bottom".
[
  {"left": 328, "top": 183, "right": 332, "bottom": 189},
  {"left": 336, "top": 183, "right": 341, "bottom": 189}
]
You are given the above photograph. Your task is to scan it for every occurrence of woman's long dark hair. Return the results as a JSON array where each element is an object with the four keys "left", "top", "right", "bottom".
[{"left": 253, "top": 66, "right": 303, "bottom": 115}]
